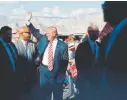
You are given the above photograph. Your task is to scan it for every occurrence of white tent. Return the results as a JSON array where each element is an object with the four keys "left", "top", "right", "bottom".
[{"left": 0, "top": 12, "right": 105, "bottom": 34}]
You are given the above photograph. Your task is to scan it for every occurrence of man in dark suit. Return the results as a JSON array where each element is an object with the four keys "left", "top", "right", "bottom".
[
  {"left": 97, "top": 1, "right": 127, "bottom": 100},
  {"left": 26, "top": 12, "right": 68, "bottom": 100},
  {"left": 0, "top": 26, "right": 18, "bottom": 100},
  {"left": 14, "top": 26, "right": 38, "bottom": 98},
  {"left": 95, "top": 23, "right": 113, "bottom": 68},
  {"left": 75, "top": 25, "right": 99, "bottom": 100}
]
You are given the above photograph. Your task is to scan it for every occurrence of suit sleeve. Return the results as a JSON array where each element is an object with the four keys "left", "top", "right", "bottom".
[
  {"left": 60, "top": 44, "right": 69, "bottom": 75},
  {"left": 26, "top": 22, "right": 42, "bottom": 41},
  {"left": 34, "top": 44, "right": 41, "bottom": 66},
  {"left": 75, "top": 43, "right": 84, "bottom": 71}
]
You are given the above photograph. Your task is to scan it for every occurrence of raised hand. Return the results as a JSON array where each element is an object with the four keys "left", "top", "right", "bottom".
[{"left": 27, "top": 12, "right": 32, "bottom": 21}]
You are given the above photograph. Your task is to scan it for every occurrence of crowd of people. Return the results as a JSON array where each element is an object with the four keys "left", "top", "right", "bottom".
[{"left": 1, "top": 1, "right": 127, "bottom": 100}]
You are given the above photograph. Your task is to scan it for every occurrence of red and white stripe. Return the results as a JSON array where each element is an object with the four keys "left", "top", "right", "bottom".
[{"left": 48, "top": 42, "right": 53, "bottom": 71}]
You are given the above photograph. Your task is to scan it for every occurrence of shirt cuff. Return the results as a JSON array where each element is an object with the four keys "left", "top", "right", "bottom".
[{"left": 26, "top": 21, "right": 31, "bottom": 26}]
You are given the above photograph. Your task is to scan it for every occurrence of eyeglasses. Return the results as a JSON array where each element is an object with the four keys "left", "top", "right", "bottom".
[
  {"left": 12, "top": 33, "right": 17, "bottom": 34},
  {"left": 23, "top": 32, "right": 30, "bottom": 34}
]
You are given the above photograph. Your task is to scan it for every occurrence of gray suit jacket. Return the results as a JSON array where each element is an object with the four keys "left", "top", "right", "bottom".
[{"left": 13, "top": 39, "right": 38, "bottom": 89}]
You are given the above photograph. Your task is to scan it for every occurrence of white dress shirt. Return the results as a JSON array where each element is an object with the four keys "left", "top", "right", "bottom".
[{"left": 42, "top": 38, "right": 58, "bottom": 66}]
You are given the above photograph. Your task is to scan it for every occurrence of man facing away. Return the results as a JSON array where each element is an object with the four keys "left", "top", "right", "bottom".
[
  {"left": 97, "top": 1, "right": 127, "bottom": 100},
  {"left": 75, "top": 25, "right": 100, "bottom": 100},
  {"left": 26, "top": 12, "right": 68, "bottom": 100}
]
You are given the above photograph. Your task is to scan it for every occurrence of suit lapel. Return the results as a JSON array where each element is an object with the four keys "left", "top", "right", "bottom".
[
  {"left": 87, "top": 40, "right": 93, "bottom": 55},
  {"left": 18, "top": 39, "right": 26, "bottom": 56},
  {"left": 53, "top": 39, "right": 60, "bottom": 65},
  {"left": 38, "top": 35, "right": 49, "bottom": 56},
  {"left": 88, "top": 39, "right": 94, "bottom": 54},
  {"left": 106, "top": 18, "right": 127, "bottom": 58}
]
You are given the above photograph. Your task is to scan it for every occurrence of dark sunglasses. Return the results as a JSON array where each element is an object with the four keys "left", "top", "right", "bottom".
[
  {"left": 23, "top": 32, "right": 30, "bottom": 34},
  {"left": 88, "top": 30, "right": 99, "bottom": 33}
]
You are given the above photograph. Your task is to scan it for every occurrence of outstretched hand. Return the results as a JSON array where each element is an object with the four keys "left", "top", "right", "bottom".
[{"left": 27, "top": 12, "right": 32, "bottom": 21}]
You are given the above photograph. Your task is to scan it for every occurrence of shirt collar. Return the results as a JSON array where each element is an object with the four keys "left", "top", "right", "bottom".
[
  {"left": 50, "top": 38, "right": 58, "bottom": 44},
  {"left": 53, "top": 38, "right": 58, "bottom": 43}
]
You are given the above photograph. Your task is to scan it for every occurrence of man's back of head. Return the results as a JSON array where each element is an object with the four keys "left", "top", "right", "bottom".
[
  {"left": 87, "top": 25, "right": 99, "bottom": 41},
  {"left": 102, "top": 1, "right": 127, "bottom": 26}
]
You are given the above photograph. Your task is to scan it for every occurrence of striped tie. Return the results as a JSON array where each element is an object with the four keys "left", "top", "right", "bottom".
[{"left": 48, "top": 41, "right": 53, "bottom": 71}]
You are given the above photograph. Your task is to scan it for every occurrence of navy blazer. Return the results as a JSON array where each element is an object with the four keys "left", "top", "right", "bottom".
[
  {"left": 0, "top": 41, "right": 18, "bottom": 100},
  {"left": 27, "top": 23, "right": 68, "bottom": 77},
  {"left": 75, "top": 39, "right": 95, "bottom": 72}
]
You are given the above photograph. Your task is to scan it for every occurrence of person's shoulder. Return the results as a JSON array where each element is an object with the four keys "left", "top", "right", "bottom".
[
  {"left": 13, "top": 39, "right": 20, "bottom": 45},
  {"left": 80, "top": 39, "right": 89, "bottom": 46},
  {"left": 28, "top": 40, "right": 36, "bottom": 44},
  {"left": 41, "top": 34, "right": 47, "bottom": 38},
  {"left": 77, "top": 39, "right": 89, "bottom": 50},
  {"left": 10, "top": 42, "right": 18, "bottom": 49},
  {"left": 39, "top": 34, "right": 48, "bottom": 41},
  {"left": 58, "top": 39, "right": 68, "bottom": 47}
]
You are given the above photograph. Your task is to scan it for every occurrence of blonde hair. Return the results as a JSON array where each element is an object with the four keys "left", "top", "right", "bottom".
[
  {"left": 65, "top": 34, "right": 75, "bottom": 44},
  {"left": 46, "top": 26, "right": 58, "bottom": 35}
]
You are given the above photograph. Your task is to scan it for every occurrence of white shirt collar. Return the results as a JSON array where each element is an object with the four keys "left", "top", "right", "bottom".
[{"left": 51, "top": 38, "right": 58, "bottom": 44}]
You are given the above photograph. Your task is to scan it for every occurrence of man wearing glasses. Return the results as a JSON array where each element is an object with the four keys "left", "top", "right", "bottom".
[{"left": 14, "top": 26, "right": 38, "bottom": 100}]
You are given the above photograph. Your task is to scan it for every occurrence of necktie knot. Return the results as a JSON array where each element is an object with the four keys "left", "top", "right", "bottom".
[{"left": 49, "top": 41, "right": 53, "bottom": 45}]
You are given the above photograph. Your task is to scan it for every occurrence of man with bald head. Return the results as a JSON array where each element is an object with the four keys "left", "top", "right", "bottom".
[
  {"left": 75, "top": 25, "right": 99, "bottom": 100},
  {"left": 76, "top": 25, "right": 99, "bottom": 71},
  {"left": 13, "top": 26, "right": 38, "bottom": 99}
]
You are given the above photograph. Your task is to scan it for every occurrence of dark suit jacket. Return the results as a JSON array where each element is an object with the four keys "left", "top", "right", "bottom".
[
  {"left": 105, "top": 21, "right": 127, "bottom": 75},
  {"left": 0, "top": 41, "right": 18, "bottom": 100},
  {"left": 75, "top": 39, "right": 95, "bottom": 72},
  {"left": 95, "top": 19, "right": 127, "bottom": 100},
  {"left": 96, "top": 34, "right": 110, "bottom": 69},
  {"left": 27, "top": 23, "right": 68, "bottom": 80}
]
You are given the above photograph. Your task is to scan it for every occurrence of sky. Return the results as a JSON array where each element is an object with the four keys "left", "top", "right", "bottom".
[
  {"left": 0, "top": 1, "right": 105, "bottom": 33},
  {"left": 0, "top": 1, "right": 104, "bottom": 17}
]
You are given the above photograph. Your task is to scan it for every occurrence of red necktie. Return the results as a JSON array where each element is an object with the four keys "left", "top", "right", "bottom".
[{"left": 48, "top": 41, "right": 53, "bottom": 71}]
